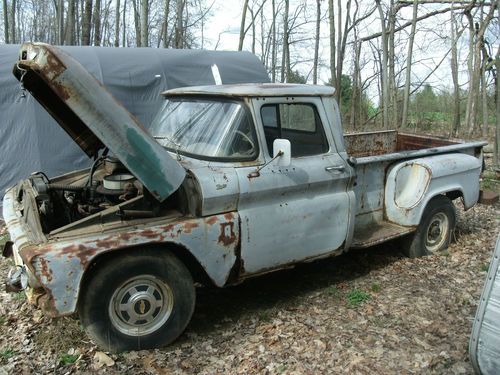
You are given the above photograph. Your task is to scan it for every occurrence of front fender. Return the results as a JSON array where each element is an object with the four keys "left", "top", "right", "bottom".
[
  {"left": 385, "top": 153, "right": 482, "bottom": 227},
  {"left": 20, "top": 213, "right": 240, "bottom": 316}
]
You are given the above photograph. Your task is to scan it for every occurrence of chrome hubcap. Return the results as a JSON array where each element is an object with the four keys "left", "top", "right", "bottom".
[
  {"left": 425, "top": 212, "right": 449, "bottom": 252},
  {"left": 109, "top": 275, "right": 174, "bottom": 336}
]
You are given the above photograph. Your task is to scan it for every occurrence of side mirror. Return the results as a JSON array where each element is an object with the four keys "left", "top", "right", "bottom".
[{"left": 273, "top": 139, "right": 291, "bottom": 167}]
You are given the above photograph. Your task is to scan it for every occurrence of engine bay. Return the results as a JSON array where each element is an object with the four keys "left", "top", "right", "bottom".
[{"left": 28, "top": 156, "right": 153, "bottom": 233}]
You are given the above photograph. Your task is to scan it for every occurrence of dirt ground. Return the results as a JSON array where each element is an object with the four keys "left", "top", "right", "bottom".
[{"left": 0, "top": 193, "right": 498, "bottom": 374}]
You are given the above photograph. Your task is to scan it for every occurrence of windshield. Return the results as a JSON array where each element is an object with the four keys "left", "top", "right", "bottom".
[{"left": 150, "top": 98, "right": 258, "bottom": 160}]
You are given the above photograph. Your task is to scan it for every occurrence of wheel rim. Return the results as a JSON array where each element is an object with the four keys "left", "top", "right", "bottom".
[
  {"left": 425, "top": 212, "right": 449, "bottom": 252},
  {"left": 109, "top": 275, "right": 174, "bottom": 336}
]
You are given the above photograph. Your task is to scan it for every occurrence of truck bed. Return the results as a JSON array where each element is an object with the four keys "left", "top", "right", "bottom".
[
  {"left": 344, "top": 130, "right": 462, "bottom": 158},
  {"left": 345, "top": 130, "right": 486, "bottom": 249}
]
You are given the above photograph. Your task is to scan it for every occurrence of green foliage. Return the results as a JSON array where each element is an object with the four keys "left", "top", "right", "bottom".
[
  {"left": 346, "top": 289, "right": 371, "bottom": 307},
  {"left": 370, "top": 283, "right": 381, "bottom": 293},
  {"left": 481, "top": 263, "right": 490, "bottom": 272},
  {"left": 59, "top": 353, "right": 79, "bottom": 366},
  {"left": 325, "top": 285, "right": 341, "bottom": 298},
  {"left": 0, "top": 348, "right": 15, "bottom": 361},
  {"left": 287, "top": 70, "right": 307, "bottom": 84},
  {"left": 13, "top": 292, "right": 26, "bottom": 301}
]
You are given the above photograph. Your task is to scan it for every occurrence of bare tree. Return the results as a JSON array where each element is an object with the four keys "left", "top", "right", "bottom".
[
  {"left": 495, "top": 34, "right": 499, "bottom": 168},
  {"left": 328, "top": 0, "right": 336, "bottom": 89},
  {"left": 140, "top": 0, "right": 147, "bottom": 46},
  {"left": 161, "top": 0, "right": 170, "bottom": 47},
  {"left": 82, "top": 0, "right": 93, "bottom": 45},
  {"left": 174, "top": 0, "right": 185, "bottom": 48},
  {"left": 238, "top": 0, "right": 249, "bottom": 51},
  {"left": 9, "top": 0, "right": 15, "bottom": 43},
  {"left": 312, "top": 0, "right": 320, "bottom": 84},
  {"left": 376, "top": 0, "right": 389, "bottom": 129},
  {"left": 3, "top": 0, "right": 9, "bottom": 43},
  {"left": 401, "top": 0, "right": 418, "bottom": 129},
  {"left": 93, "top": 0, "right": 102, "bottom": 45},
  {"left": 280, "top": 0, "right": 289, "bottom": 82},
  {"left": 64, "top": 0, "right": 76, "bottom": 45},
  {"left": 114, "top": 0, "right": 120, "bottom": 47}
]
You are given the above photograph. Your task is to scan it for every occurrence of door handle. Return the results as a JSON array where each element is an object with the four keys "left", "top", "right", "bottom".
[{"left": 325, "top": 165, "right": 345, "bottom": 172}]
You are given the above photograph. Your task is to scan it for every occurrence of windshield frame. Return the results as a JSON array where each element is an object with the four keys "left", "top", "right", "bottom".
[{"left": 152, "top": 96, "right": 260, "bottom": 163}]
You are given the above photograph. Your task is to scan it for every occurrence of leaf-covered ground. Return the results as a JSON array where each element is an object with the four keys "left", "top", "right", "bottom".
[{"left": 0, "top": 201, "right": 498, "bottom": 374}]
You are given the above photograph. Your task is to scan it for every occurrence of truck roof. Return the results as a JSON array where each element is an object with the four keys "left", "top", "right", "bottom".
[{"left": 162, "top": 83, "right": 336, "bottom": 98}]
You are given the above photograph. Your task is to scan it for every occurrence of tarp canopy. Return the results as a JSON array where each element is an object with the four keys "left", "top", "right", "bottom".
[{"left": 0, "top": 44, "right": 270, "bottom": 214}]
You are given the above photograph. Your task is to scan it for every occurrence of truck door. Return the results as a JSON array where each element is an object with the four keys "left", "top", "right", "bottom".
[{"left": 236, "top": 97, "right": 355, "bottom": 275}]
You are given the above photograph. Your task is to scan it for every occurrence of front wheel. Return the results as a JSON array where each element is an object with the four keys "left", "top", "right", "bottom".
[
  {"left": 78, "top": 250, "right": 195, "bottom": 352},
  {"left": 401, "top": 195, "right": 456, "bottom": 258}
]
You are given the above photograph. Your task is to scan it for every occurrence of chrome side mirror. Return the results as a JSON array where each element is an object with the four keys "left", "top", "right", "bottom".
[{"left": 273, "top": 139, "right": 291, "bottom": 167}]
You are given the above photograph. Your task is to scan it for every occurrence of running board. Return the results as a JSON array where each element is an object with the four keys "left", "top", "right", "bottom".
[{"left": 351, "top": 221, "right": 415, "bottom": 249}]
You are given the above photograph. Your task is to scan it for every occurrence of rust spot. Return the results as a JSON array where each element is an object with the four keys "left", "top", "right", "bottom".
[
  {"left": 38, "top": 257, "right": 53, "bottom": 282},
  {"left": 224, "top": 212, "right": 235, "bottom": 221},
  {"left": 182, "top": 222, "right": 199, "bottom": 234},
  {"left": 205, "top": 216, "right": 218, "bottom": 226},
  {"left": 218, "top": 222, "right": 236, "bottom": 246}
]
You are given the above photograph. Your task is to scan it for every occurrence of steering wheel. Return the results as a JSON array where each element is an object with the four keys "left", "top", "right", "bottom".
[{"left": 233, "top": 130, "right": 256, "bottom": 153}]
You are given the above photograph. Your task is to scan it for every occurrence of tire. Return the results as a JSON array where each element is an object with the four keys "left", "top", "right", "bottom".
[
  {"left": 78, "top": 249, "right": 195, "bottom": 352},
  {"left": 401, "top": 195, "right": 456, "bottom": 258}
]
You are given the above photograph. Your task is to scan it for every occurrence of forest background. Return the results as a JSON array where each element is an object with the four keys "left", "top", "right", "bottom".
[{"left": 1, "top": 0, "right": 499, "bottom": 165}]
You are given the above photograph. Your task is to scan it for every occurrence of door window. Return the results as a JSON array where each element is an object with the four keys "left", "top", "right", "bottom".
[{"left": 261, "top": 103, "right": 329, "bottom": 157}]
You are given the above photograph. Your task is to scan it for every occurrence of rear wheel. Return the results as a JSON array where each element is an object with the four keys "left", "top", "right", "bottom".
[
  {"left": 78, "top": 250, "right": 195, "bottom": 352},
  {"left": 401, "top": 195, "right": 456, "bottom": 258}
]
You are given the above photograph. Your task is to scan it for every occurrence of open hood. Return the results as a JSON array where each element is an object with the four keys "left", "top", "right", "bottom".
[{"left": 13, "top": 42, "right": 185, "bottom": 202}]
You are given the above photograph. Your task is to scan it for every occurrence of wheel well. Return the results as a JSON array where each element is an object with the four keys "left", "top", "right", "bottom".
[
  {"left": 79, "top": 244, "right": 215, "bottom": 306},
  {"left": 445, "top": 190, "right": 463, "bottom": 201}
]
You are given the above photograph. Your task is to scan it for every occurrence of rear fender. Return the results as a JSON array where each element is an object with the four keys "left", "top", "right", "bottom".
[{"left": 385, "top": 153, "right": 482, "bottom": 226}]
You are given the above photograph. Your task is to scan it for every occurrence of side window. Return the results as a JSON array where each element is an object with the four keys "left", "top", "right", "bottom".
[{"left": 261, "top": 103, "right": 329, "bottom": 157}]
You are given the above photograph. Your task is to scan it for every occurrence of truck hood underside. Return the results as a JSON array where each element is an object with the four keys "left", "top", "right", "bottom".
[{"left": 12, "top": 42, "right": 185, "bottom": 202}]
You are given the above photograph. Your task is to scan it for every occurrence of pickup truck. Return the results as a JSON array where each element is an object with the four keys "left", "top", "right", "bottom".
[{"left": 3, "top": 43, "right": 487, "bottom": 352}]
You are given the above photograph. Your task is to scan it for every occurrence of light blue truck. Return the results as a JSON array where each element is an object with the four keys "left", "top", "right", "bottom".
[{"left": 3, "top": 43, "right": 487, "bottom": 351}]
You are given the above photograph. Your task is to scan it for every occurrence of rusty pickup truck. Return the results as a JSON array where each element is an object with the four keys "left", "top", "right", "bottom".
[{"left": 3, "top": 43, "right": 487, "bottom": 352}]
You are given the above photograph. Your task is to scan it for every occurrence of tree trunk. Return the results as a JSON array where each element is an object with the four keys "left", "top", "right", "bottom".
[
  {"left": 64, "top": 0, "right": 75, "bottom": 45},
  {"left": 350, "top": 37, "right": 361, "bottom": 129},
  {"left": 376, "top": 0, "right": 389, "bottom": 129},
  {"left": 9, "top": 0, "right": 16, "bottom": 43},
  {"left": 174, "top": 0, "right": 184, "bottom": 48},
  {"left": 162, "top": 0, "right": 170, "bottom": 47},
  {"left": 495, "top": 43, "right": 500, "bottom": 168},
  {"left": 450, "top": 7, "right": 460, "bottom": 136},
  {"left": 93, "top": 0, "right": 101, "bottom": 45},
  {"left": 82, "top": 0, "right": 92, "bottom": 45},
  {"left": 238, "top": 0, "right": 249, "bottom": 51},
  {"left": 388, "top": 0, "right": 398, "bottom": 128},
  {"left": 271, "top": 0, "right": 276, "bottom": 82},
  {"left": 114, "top": 0, "right": 120, "bottom": 46},
  {"left": 140, "top": 0, "right": 148, "bottom": 46},
  {"left": 401, "top": 0, "right": 418, "bottom": 129},
  {"left": 313, "top": 0, "right": 320, "bottom": 84},
  {"left": 3, "top": 0, "right": 9, "bottom": 43},
  {"left": 464, "top": 8, "right": 475, "bottom": 134},
  {"left": 280, "top": 0, "right": 289, "bottom": 82},
  {"left": 328, "top": 0, "right": 336, "bottom": 89},
  {"left": 480, "top": 60, "right": 488, "bottom": 138},
  {"left": 122, "top": 0, "right": 126, "bottom": 46},
  {"left": 132, "top": 0, "right": 141, "bottom": 46}
]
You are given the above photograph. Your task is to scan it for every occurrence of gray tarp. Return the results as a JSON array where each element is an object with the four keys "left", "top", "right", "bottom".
[{"left": 0, "top": 44, "right": 269, "bottom": 214}]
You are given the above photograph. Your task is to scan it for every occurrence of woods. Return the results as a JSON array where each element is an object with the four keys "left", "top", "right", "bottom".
[{"left": 0, "top": 0, "right": 499, "bottom": 162}]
